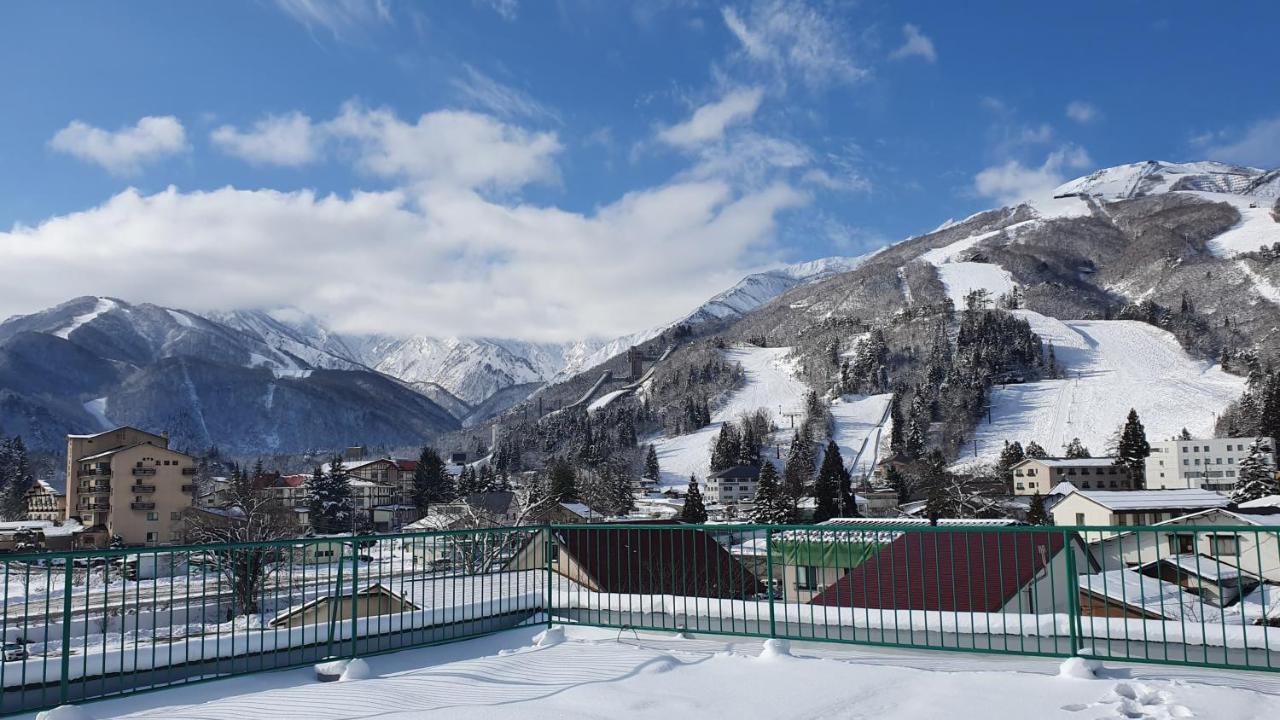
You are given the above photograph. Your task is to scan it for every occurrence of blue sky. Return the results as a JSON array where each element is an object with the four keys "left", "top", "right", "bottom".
[{"left": 1, "top": 0, "right": 1278, "bottom": 340}]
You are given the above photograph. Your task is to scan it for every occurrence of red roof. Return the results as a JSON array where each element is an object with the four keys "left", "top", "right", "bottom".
[
  {"left": 808, "top": 530, "right": 1067, "bottom": 612},
  {"left": 556, "top": 526, "right": 764, "bottom": 599},
  {"left": 274, "top": 474, "right": 309, "bottom": 488},
  {"left": 394, "top": 459, "right": 419, "bottom": 472}
]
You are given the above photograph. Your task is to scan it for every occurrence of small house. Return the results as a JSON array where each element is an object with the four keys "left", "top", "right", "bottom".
[{"left": 269, "top": 583, "right": 418, "bottom": 628}]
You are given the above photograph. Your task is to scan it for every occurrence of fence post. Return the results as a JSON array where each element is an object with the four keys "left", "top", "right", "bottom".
[
  {"left": 544, "top": 523, "right": 554, "bottom": 628},
  {"left": 1063, "top": 530, "right": 1080, "bottom": 657},
  {"left": 326, "top": 548, "right": 343, "bottom": 659},
  {"left": 348, "top": 537, "right": 360, "bottom": 659},
  {"left": 59, "top": 557, "right": 74, "bottom": 705},
  {"left": 765, "top": 527, "right": 777, "bottom": 639}
]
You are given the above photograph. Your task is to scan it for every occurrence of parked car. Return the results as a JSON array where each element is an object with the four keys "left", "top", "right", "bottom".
[{"left": 2, "top": 642, "right": 29, "bottom": 661}]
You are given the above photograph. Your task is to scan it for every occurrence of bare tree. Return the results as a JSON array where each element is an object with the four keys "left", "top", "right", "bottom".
[
  {"left": 183, "top": 468, "right": 296, "bottom": 618},
  {"left": 434, "top": 481, "right": 560, "bottom": 574}
]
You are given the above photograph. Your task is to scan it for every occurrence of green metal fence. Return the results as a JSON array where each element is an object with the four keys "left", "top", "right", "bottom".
[{"left": 3, "top": 521, "right": 1279, "bottom": 716}]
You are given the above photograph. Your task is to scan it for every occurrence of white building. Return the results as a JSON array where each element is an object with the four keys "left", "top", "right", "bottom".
[
  {"left": 704, "top": 466, "right": 760, "bottom": 506},
  {"left": 1050, "top": 488, "right": 1229, "bottom": 532},
  {"left": 1144, "top": 436, "right": 1275, "bottom": 491}
]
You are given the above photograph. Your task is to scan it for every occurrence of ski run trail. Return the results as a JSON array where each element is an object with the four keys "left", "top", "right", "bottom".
[{"left": 650, "top": 346, "right": 890, "bottom": 490}]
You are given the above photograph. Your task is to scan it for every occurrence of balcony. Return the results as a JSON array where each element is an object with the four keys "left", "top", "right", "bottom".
[
  {"left": 131, "top": 484, "right": 156, "bottom": 493},
  {"left": 181, "top": 484, "right": 196, "bottom": 493},
  {"left": 130, "top": 502, "right": 156, "bottom": 511},
  {"left": 81, "top": 501, "right": 110, "bottom": 511},
  {"left": 132, "top": 467, "right": 157, "bottom": 477},
  {"left": 181, "top": 467, "right": 198, "bottom": 476},
  {"left": 78, "top": 468, "right": 110, "bottom": 478}
]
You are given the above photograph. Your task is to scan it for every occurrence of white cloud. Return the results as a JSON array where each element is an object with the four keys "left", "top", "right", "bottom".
[
  {"left": 211, "top": 112, "right": 321, "bottom": 167},
  {"left": 889, "top": 23, "right": 936, "bottom": 63},
  {"left": 274, "top": 0, "right": 391, "bottom": 41},
  {"left": 48, "top": 116, "right": 188, "bottom": 175},
  {"left": 973, "top": 145, "right": 1092, "bottom": 205},
  {"left": 474, "top": 0, "right": 518, "bottom": 20},
  {"left": 9, "top": 101, "right": 811, "bottom": 341},
  {"left": 327, "top": 102, "right": 562, "bottom": 190},
  {"left": 721, "top": 1, "right": 867, "bottom": 89},
  {"left": 1065, "top": 100, "right": 1099, "bottom": 124},
  {"left": 0, "top": 181, "right": 805, "bottom": 342},
  {"left": 657, "top": 87, "right": 765, "bottom": 148},
  {"left": 450, "top": 65, "right": 559, "bottom": 123},
  {"left": 1202, "top": 116, "right": 1280, "bottom": 168},
  {"left": 802, "top": 167, "right": 871, "bottom": 194}
]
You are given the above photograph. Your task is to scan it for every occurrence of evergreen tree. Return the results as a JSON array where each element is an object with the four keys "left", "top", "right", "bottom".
[
  {"left": 884, "top": 464, "right": 912, "bottom": 503},
  {"left": 681, "top": 475, "right": 708, "bottom": 523},
  {"left": 410, "top": 446, "right": 452, "bottom": 514},
  {"left": 0, "top": 436, "right": 34, "bottom": 520},
  {"left": 782, "top": 430, "right": 815, "bottom": 501},
  {"left": 1230, "top": 439, "right": 1279, "bottom": 504},
  {"left": 1116, "top": 409, "right": 1151, "bottom": 485},
  {"left": 1024, "top": 441, "right": 1048, "bottom": 459},
  {"left": 903, "top": 416, "right": 925, "bottom": 459},
  {"left": 889, "top": 391, "right": 905, "bottom": 455},
  {"left": 1177, "top": 428, "right": 1193, "bottom": 441},
  {"left": 813, "top": 440, "right": 845, "bottom": 522},
  {"left": 548, "top": 457, "right": 578, "bottom": 502},
  {"left": 709, "top": 424, "right": 741, "bottom": 472},
  {"left": 643, "top": 444, "right": 660, "bottom": 483},
  {"left": 1063, "top": 437, "right": 1091, "bottom": 459},
  {"left": 996, "top": 440, "right": 1025, "bottom": 485},
  {"left": 749, "top": 461, "right": 791, "bottom": 523},
  {"left": 1026, "top": 491, "right": 1050, "bottom": 525},
  {"left": 307, "top": 457, "right": 355, "bottom": 535}
]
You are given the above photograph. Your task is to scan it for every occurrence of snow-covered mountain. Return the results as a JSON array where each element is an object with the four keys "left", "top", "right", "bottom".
[
  {"left": 551, "top": 255, "right": 871, "bottom": 382},
  {"left": 1054, "top": 160, "right": 1280, "bottom": 200},
  {"left": 346, "top": 335, "right": 607, "bottom": 407}
]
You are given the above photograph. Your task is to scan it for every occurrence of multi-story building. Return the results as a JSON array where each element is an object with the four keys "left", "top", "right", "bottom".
[
  {"left": 1049, "top": 488, "right": 1229, "bottom": 532},
  {"left": 704, "top": 465, "right": 760, "bottom": 506},
  {"left": 1010, "top": 457, "right": 1133, "bottom": 496},
  {"left": 24, "top": 478, "right": 66, "bottom": 522},
  {"left": 348, "top": 458, "right": 418, "bottom": 504},
  {"left": 1144, "top": 436, "right": 1275, "bottom": 491},
  {"left": 65, "top": 427, "right": 197, "bottom": 546}
]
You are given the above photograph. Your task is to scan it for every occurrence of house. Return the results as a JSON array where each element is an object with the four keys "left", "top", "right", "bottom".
[
  {"left": 1086, "top": 506, "right": 1280, "bottom": 583},
  {"left": 269, "top": 582, "right": 418, "bottom": 628},
  {"left": 348, "top": 458, "right": 419, "bottom": 505},
  {"left": 0, "top": 519, "right": 84, "bottom": 552},
  {"left": 23, "top": 478, "right": 66, "bottom": 522},
  {"left": 1136, "top": 554, "right": 1261, "bottom": 607},
  {"left": 1009, "top": 457, "right": 1133, "bottom": 496},
  {"left": 1076, "top": 568, "right": 1211, "bottom": 620},
  {"left": 808, "top": 530, "right": 1093, "bottom": 615},
  {"left": 704, "top": 465, "right": 760, "bottom": 506},
  {"left": 508, "top": 524, "right": 764, "bottom": 599},
  {"left": 855, "top": 488, "right": 901, "bottom": 518},
  {"left": 1049, "top": 488, "right": 1229, "bottom": 532},
  {"left": 1144, "top": 436, "right": 1275, "bottom": 491},
  {"left": 64, "top": 427, "right": 198, "bottom": 547},
  {"left": 372, "top": 504, "right": 420, "bottom": 532}
]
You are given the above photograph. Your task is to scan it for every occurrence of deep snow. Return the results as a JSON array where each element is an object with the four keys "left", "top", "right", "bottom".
[
  {"left": 965, "top": 311, "right": 1244, "bottom": 463},
  {"left": 32, "top": 626, "right": 1280, "bottom": 720}
]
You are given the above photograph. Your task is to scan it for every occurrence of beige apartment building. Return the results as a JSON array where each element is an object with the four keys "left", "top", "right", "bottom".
[{"left": 65, "top": 427, "right": 197, "bottom": 547}]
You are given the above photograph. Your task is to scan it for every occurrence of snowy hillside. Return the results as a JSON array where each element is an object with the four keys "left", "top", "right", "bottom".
[
  {"left": 1054, "top": 160, "right": 1269, "bottom": 199},
  {"left": 650, "top": 345, "right": 891, "bottom": 489},
  {"left": 965, "top": 311, "right": 1245, "bottom": 463},
  {"left": 555, "top": 255, "right": 871, "bottom": 383}
]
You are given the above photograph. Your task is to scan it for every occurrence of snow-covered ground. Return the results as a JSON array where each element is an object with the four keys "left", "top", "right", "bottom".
[
  {"left": 829, "top": 393, "right": 892, "bottom": 479},
  {"left": 651, "top": 346, "right": 807, "bottom": 489},
  {"left": 966, "top": 311, "right": 1244, "bottom": 463},
  {"left": 36, "top": 625, "right": 1280, "bottom": 720},
  {"left": 1196, "top": 192, "right": 1280, "bottom": 257}
]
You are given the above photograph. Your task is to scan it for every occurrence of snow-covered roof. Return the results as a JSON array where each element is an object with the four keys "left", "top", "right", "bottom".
[
  {"left": 1146, "top": 553, "right": 1248, "bottom": 582},
  {"left": 1077, "top": 569, "right": 1206, "bottom": 620},
  {"left": 1239, "top": 495, "right": 1280, "bottom": 509},
  {"left": 559, "top": 502, "right": 595, "bottom": 517},
  {"left": 1015, "top": 457, "right": 1120, "bottom": 468},
  {"left": 0, "top": 519, "right": 84, "bottom": 536},
  {"left": 1066, "top": 488, "right": 1228, "bottom": 511}
]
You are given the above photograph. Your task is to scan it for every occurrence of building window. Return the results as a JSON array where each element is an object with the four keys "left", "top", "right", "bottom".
[
  {"left": 146, "top": 532, "right": 158, "bottom": 544},
  {"left": 146, "top": 512, "right": 158, "bottom": 521},
  {"left": 170, "top": 512, "right": 182, "bottom": 521},
  {"left": 1074, "top": 513, "right": 1085, "bottom": 526},
  {"left": 1210, "top": 535, "right": 1239, "bottom": 557},
  {"left": 796, "top": 566, "right": 820, "bottom": 590}
]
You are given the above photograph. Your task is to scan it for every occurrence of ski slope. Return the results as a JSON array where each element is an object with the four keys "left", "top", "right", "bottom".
[
  {"left": 966, "top": 311, "right": 1245, "bottom": 463},
  {"left": 830, "top": 393, "right": 893, "bottom": 480},
  {"left": 651, "top": 346, "right": 806, "bottom": 489},
  {"left": 1199, "top": 192, "right": 1280, "bottom": 257}
]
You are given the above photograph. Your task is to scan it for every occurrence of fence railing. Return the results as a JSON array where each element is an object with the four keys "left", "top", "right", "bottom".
[{"left": 2, "top": 522, "right": 1278, "bottom": 716}]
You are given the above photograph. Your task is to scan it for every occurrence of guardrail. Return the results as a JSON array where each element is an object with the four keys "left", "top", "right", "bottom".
[{"left": 1, "top": 522, "right": 1277, "bottom": 716}]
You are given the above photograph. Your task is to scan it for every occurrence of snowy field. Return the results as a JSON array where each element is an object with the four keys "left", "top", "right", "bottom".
[
  {"left": 829, "top": 393, "right": 892, "bottom": 478},
  {"left": 651, "top": 346, "right": 807, "bottom": 489},
  {"left": 32, "top": 625, "right": 1280, "bottom": 720},
  {"left": 966, "top": 311, "right": 1244, "bottom": 463}
]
